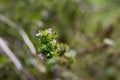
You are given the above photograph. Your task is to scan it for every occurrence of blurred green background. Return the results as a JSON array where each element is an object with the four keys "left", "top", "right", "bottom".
[{"left": 0, "top": 0, "right": 120, "bottom": 80}]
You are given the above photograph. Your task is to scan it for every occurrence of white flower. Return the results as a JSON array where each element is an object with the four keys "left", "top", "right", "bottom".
[
  {"left": 38, "top": 54, "right": 44, "bottom": 60},
  {"left": 48, "top": 28, "right": 52, "bottom": 34},
  {"left": 36, "top": 31, "right": 41, "bottom": 37}
]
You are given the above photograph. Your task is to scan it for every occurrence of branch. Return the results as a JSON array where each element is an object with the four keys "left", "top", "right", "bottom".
[
  {"left": 0, "top": 37, "right": 35, "bottom": 80},
  {"left": 0, "top": 38, "right": 23, "bottom": 71},
  {"left": 0, "top": 14, "right": 36, "bottom": 55},
  {"left": 0, "top": 14, "right": 46, "bottom": 74},
  {"left": 76, "top": 43, "right": 108, "bottom": 58}
]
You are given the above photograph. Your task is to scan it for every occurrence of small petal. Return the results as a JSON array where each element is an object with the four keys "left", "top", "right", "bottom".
[
  {"left": 48, "top": 28, "right": 52, "bottom": 34},
  {"left": 38, "top": 54, "right": 44, "bottom": 60},
  {"left": 36, "top": 31, "right": 41, "bottom": 37}
]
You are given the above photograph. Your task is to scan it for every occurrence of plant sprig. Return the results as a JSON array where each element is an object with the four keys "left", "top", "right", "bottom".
[{"left": 36, "top": 28, "right": 67, "bottom": 60}]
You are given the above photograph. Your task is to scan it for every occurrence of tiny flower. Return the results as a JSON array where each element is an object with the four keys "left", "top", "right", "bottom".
[
  {"left": 36, "top": 31, "right": 41, "bottom": 37},
  {"left": 38, "top": 54, "right": 44, "bottom": 60},
  {"left": 52, "top": 40, "right": 56, "bottom": 44},
  {"left": 48, "top": 28, "right": 52, "bottom": 34}
]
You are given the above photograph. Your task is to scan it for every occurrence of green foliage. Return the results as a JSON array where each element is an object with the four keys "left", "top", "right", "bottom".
[
  {"left": 0, "top": 0, "right": 120, "bottom": 80},
  {"left": 36, "top": 28, "right": 67, "bottom": 59}
]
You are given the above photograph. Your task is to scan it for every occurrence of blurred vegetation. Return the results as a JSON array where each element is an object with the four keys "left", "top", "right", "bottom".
[{"left": 0, "top": 0, "right": 120, "bottom": 80}]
